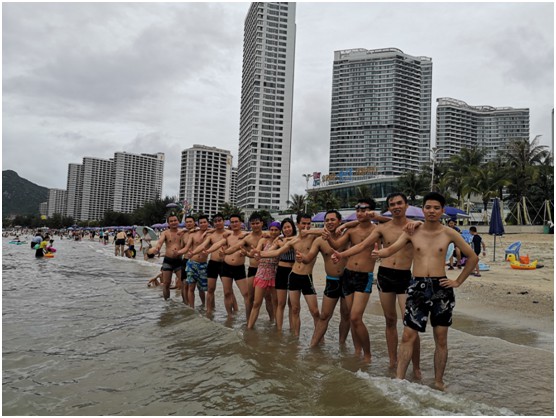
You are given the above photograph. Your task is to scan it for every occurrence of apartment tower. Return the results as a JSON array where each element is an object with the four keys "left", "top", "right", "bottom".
[
  {"left": 47, "top": 188, "right": 67, "bottom": 217},
  {"left": 79, "top": 157, "right": 114, "bottom": 221},
  {"left": 329, "top": 48, "right": 432, "bottom": 180},
  {"left": 112, "top": 152, "right": 164, "bottom": 213},
  {"left": 179, "top": 145, "right": 232, "bottom": 216},
  {"left": 436, "top": 97, "right": 530, "bottom": 162},
  {"left": 65, "top": 163, "right": 83, "bottom": 219},
  {"left": 237, "top": 2, "right": 296, "bottom": 211}
]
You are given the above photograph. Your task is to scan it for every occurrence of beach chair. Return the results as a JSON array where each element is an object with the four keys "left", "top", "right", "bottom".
[{"left": 505, "top": 241, "right": 521, "bottom": 261}]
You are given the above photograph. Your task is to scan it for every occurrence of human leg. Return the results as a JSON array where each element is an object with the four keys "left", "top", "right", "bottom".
[
  {"left": 350, "top": 292, "right": 372, "bottom": 362},
  {"left": 221, "top": 276, "right": 235, "bottom": 317},
  {"left": 397, "top": 293, "right": 421, "bottom": 379},
  {"left": 275, "top": 289, "right": 287, "bottom": 332},
  {"left": 310, "top": 295, "right": 338, "bottom": 347},
  {"left": 247, "top": 285, "right": 265, "bottom": 329},
  {"left": 432, "top": 326, "right": 449, "bottom": 390},
  {"left": 379, "top": 290, "right": 399, "bottom": 369},
  {"left": 338, "top": 297, "right": 350, "bottom": 345},
  {"left": 396, "top": 326, "right": 419, "bottom": 380},
  {"left": 161, "top": 270, "right": 173, "bottom": 300},
  {"left": 234, "top": 278, "right": 251, "bottom": 321},
  {"left": 288, "top": 290, "right": 302, "bottom": 337},
  {"left": 206, "top": 277, "right": 217, "bottom": 315}
]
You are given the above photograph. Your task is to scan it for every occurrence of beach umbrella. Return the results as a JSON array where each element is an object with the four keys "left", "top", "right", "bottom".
[
  {"left": 135, "top": 225, "right": 158, "bottom": 241},
  {"left": 345, "top": 211, "right": 357, "bottom": 221},
  {"left": 383, "top": 205, "right": 424, "bottom": 219},
  {"left": 311, "top": 211, "right": 326, "bottom": 222},
  {"left": 488, "top": 198, "right": 505, "bottom": 261},
  {"left": 444, "top": 206, "right": 468, "bottom": 218}
]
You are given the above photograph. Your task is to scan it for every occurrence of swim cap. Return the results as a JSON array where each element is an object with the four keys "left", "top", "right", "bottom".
[{"left": 269, "top": 221, "right": 282, "bottom": 230}]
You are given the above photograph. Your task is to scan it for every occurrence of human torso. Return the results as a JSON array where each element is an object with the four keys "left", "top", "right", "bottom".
[
  {"left": 318, "top": 237, "right": 347, "bottom": 277},
  {"left": 224, "top": 232, "right": 246, "bottom": 266},
  {"left": 292, "top": 235, "right": 317, "bottom": 274},
  {"left": 379, "top": 221, "right": 414, "bottom": 270},
  {"left": 163, "top": 229, "right": 185, "bottom": 258},
  {"left": 409, "top": 225, "right": 452, "bottom": 277},
  {"left": 346, "top": 223, "right": 377, "bottom": 272},
  {"left": 244, "top": 232, "right": 263, "bottom": 267},
  {"left": 208, "top": 230, "right": 228, "bottom": 262},
  {"left": 190, "top": 230, "right": 209, "bottom": 263}
]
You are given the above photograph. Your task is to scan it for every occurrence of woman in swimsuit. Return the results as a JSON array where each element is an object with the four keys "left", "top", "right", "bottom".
[{"left": 247, "top": 222, "right": 282, "bottom": 329}]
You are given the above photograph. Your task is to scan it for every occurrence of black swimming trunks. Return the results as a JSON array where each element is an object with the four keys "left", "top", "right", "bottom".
[
  {"left": 287, "top": 271, "right": 317, "bottom": 295},
  {"left": 221, "top": 262, "right": 246, "bottom": 281},
  {"left": 207, "top": 259, "right": 223, "bottom": 279},
  {"left": 323, "top": 275, "right": 344, "bottom": 299},
  {"left": 275, "top": 265, "right": 292, "bottom": 290},
  {"left": 247, "top": 266, "right": 258, "bottom": 277},
  {"left": 341, "top": 268, "right": 374, "bottom": 296},
  {"left": 377, "top": 266, "right": 411, "bottom": 294},
  {"left": 162, "top": 256, "right": 183, "bottom": 272},
  {"left": 404, "top": 276, "right": 455, "bottom": 332}
]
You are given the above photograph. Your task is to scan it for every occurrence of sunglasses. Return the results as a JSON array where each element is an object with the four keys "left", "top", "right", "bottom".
[{"left": 355, "top": 205, "right": 370, "bottom": 210}]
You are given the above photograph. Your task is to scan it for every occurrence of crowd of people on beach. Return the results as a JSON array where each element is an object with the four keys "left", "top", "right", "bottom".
[{"left": 146, "top": 191, "right": 480, "bottom": 390}]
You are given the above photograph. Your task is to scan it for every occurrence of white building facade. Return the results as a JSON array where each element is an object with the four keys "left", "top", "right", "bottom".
[
  {"left": 329, "top": 48, "right": 432, "bottom": 182},
  {"left": 65, "top": 163, "right": 83, "bottom": 220},
  {"left": 47, "top": 188, "right": 67, "bottom": 217},
  {"left": 79, "top": 157, "right": 114, "bottom": 221},
  {"left": 436, "top": 97, "right": 530, "bottom": 162},
  {"left": 237, "top": 2, "right": 296, "bottom": 211},
  {"left": 112, "top": 152, "right": 164, "bottom": 213},
  {"left": 179, "top": 145, "right": 232, "bottom": 216}
]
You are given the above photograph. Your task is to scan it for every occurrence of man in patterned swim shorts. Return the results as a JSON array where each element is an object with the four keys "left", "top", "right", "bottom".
[{"left": 373, "top": 192, "right": 478, "bottom": 390}]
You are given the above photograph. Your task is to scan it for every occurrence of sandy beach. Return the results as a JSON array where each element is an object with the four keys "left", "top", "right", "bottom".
[{"left": 311, "top": 233, "right": 554, "bottom": 336}]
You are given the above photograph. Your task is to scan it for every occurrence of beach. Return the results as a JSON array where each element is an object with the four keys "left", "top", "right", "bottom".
[{"left": 309, "top": 232, "right": 555, "bottom": 333}]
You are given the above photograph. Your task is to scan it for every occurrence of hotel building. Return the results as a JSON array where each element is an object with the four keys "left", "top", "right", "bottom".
[
  {"left": 46, "top": 188, "right": 67, "bottom": 217},
  {"left": 179, "top": 145, "right": 232, "bottom": 216},
  {"left": 79, "top": 157, "right": 114, "bottom": 222},
  {"left": 435, "top": 97, "right": 530, "bottom": 162},
  {"left": 112, "top": 152, "right": 165, "bottom": 213},
  {"left": 237, "top": 2, "right": 296, "bottom": 211},
  {"left": 329, "top": 48, "right": 432, "bottom": 182}
]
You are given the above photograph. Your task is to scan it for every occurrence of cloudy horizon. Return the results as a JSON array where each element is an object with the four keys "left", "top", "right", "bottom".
[{"left": 3, "top": 2, "right": 554, "bottom": 201}]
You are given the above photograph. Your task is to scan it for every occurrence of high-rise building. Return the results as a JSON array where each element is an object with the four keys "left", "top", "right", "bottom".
[
  {"left": 329, "top": 48, "right": 433, "bottom": 181},
  {"left": 79, "top": 157, "right": 114, "bottom": 221},
  {"left": 112, "top": 152, "right": 164, "bottom": 213},
  {"left": 436, "top": 97, "right": 530, "bottom": 162},
  {"left": 65, "top": 163, "right": 83, "bottom": 219},
  {"left": 39, "top": 201, "right": 48, "bottom": 217},
  {"left": 179, "top": 145, "right": 232, "bottom": 216},
  {"left": 237, "top": 2, "right": 296, "bottom": 211},
  {"left": 47, "top": 188, "right": 67, "bottom": 217},
  {"left": 230, "top": 167, "right": 238, "bottom": 207}
]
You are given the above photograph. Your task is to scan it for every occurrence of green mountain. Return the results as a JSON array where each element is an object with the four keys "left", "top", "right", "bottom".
[{"left": 2, "top": 170, "right": 49, "bottom": 216}]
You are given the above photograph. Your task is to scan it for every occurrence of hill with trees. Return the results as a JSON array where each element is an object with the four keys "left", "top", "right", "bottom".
[{"left": 2, "top": 170, "right": 48, "bottom": 216}]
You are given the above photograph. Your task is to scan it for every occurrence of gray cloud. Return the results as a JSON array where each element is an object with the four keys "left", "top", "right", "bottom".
[{"left": 2, "top": 2, "right": 553, "bottom": 200}]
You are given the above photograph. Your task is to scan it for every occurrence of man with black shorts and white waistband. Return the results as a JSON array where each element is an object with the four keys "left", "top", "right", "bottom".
[{"left": 373, "top": 192, "right": 478, "bottom": 390}]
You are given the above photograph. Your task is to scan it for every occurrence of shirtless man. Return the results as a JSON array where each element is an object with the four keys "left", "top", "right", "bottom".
[
  {"left": 372, "top": 192, "right": 478, "bottom": 390},
  {"left": 333, "top": 193, "right": 421, "bottom": 377},
  {"left": 203, "top": 214, "right": 251, "bottom": 319},
  {"left": 296, "top": 210, "right": 350, "bottom": 347},
  {"left": 325, "top": 198, "right": 377, "bottom": 363},
  {"left": 178, "top": 216, "right": 197, "bottom": 304},
  {"left": 178, "top": 215, "right": 210, "bottom": 308},
  {"left": 259, "top": 213, "right": 320, "bottom": 337},
  {"left": 151, "top": 214, "right": 185, "bottom": 301},
  {"left": 189, "top": 213, "right": 233, "bottom": 316}
]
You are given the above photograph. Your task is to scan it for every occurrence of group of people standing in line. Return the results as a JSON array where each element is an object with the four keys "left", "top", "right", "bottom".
[{"left": 148, "top": 191, "right": 479, "bottom": 390}]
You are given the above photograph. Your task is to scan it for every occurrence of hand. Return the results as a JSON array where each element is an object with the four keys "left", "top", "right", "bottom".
[
  {"left": 439, "top": 278, "right": 461, "bottom": 288},
  {"left": 403, "top": 221, "right": 423, "bottom": 235},
  {"left": 300, "top": 229, "right": 308, "bottom": 238},
  {"left": 295, "top": 250, "right": 304, "bottom": 263},
  {"left": 367, "top": 211, "right": 377, "bottom": 219},
  {"left": 331, "top": 251, "right": 341, "bottom": 264},
  {"left": 334, "top": 225, "right": 347, "bottom": 235},
  {"left": 371, "top": 249, "right": 382, "bottom": 259},
  {"left": 321, "top": 229, "right": 331, "bottom": 241},
  {"left": 253, "top": 250, "right": 261, "bottom": 261}
]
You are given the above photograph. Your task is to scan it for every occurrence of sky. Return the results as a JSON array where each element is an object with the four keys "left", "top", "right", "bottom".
[{"left": 3, "top": 1, "right": 554, "bottom": 200}]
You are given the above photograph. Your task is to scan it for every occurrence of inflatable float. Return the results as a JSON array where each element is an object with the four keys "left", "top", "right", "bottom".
[
  {"left": 506, "top": 254, "right": 538, "bottom": 270},
  {"left": 9, "top": 241, "right": 27, "bottom": 245},
  {"left": 44, "top": 253, "right": 55, "bottom": 258}
]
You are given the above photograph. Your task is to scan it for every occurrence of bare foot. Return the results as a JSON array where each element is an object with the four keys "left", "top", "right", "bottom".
[
  {"left": 434, "top": 380, "right": 445, "bottom": 391},
  {"left": 412, "top": 368, "right": 422, "bottom": 381},
  {"left": 362, "top": 353, "right": 372, "bottom": 364}
]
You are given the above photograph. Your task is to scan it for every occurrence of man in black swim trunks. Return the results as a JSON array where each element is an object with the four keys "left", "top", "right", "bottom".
[
  {"left": 333, "top": 193, "right": 421, "bottom": 377},
  {"left": 373, "top": 192, "right": 478, "bottom": 390},
  {"left": 152, "top": 214, "right": 186, "bottom": 301}
]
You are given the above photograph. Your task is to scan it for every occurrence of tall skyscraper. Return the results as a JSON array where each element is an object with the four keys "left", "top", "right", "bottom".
[
  {"left": 237, "top": 2, "right": 296, "bottom": 211},
  {"left": 179, "top": 145, "right": 232, "bottom": 216},
  {"left": 47, "top": 188, "right": 67, "bottom": 217},
  {"left": 79, "top": 157, "right": 114, "bottom": 221},
  {"left": 436, "top": 97, "right": 530, "bottom": 162},
  {"left": 329, "top": 48, "right": 433, "bottom": 181},
  {"left": 65, "top": 163, "right": 83, "bottom": 219},
  {"left": 230, "top": 167, "right": 238, "bottom": 207},
  {"left": 112, "top": 152, "right": 164, "bottom": 213}
]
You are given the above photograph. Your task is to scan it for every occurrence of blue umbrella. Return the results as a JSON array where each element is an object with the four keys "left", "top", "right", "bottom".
[
  {"left": 489, "top": 198, "right": 505, "bottom": 261},
  {"left": 311, "top": 211, "right": 326, "bottom": 222},
  {"left": 444, "top": 206, "right": 468, "bottom": 218}
]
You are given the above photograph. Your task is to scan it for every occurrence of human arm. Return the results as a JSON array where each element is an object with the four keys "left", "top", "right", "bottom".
[
  {"left": 200, "top": 237, "right": 228, "bottom": 255},
  {"left": 335, "top": 220, "right": 358, "bottom": 235},
  {"left": 257, "top": 237, "right": 298, "bottom": 258},
  {"left": 367, "top": 211, "right": 392, "bottom": 223},
  {"left": 333, "top": 229, "right": 381, "bottom": 262},
  {"left": 300, "top": 228, "right": 323, "bottom": 238},
  {"left": 152, "top": 232, "right": 166, "bottom": 254},
  {"left": 176, "top": 235, "right": 195, "bottom": 256},
  {"left": 323, "top": 228, "right": 350, "bottom": 250},
  {"left": 440, "top": 229, "right": 478, "bottom": 288},
  {"left": 296, "top": 239, "right": 321, "bottom": 264},
  {"left": 371, "top": 232, "right": 410, "bottom": 259}
]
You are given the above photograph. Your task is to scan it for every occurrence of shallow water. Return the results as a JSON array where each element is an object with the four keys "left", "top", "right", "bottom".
[{"left": 2, "top": 237, "right": 554, "bottom": 415}]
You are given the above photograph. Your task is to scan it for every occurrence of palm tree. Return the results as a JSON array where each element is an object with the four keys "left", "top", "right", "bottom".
[
  {"left": 308, "top": 190, "right": 339, "bottom": 212},
  {"left": 467, "top": 162, "right": 511, "bottom": 212},
  {"left": 397, "top": 171, "right": 428, "bottom": 205},
  {"left": 502, "top": 136, "right": 551, "bottom": 223},
  {"left": 446, "top": 147, "right": 487, "bottom": 207},
  {"left": 286, "top": 194, "right": 307, "bottom": 214}
]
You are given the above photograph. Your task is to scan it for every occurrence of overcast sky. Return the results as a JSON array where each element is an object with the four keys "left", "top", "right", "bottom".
[{"left": 3, "top": 2, "right": 554, "bottom": 199}]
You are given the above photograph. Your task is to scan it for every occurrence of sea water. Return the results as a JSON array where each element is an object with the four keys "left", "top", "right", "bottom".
[{"left": 2, "top": 238, "right": 553, "bottom": 415}]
